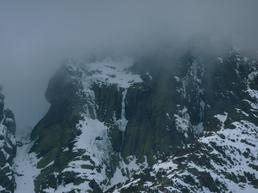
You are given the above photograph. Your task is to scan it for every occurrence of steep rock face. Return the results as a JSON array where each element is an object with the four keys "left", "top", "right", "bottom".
[
  {"left": 0, "top": 90, "right": 16, "bottom": 193},
  {"left": 30, "top": 58, "right": 143, "bottom": 192},
  {"left": 116, "top": 52, "right": 258, "bottom": 192},
  {"left": 29, "top": 51, "right": 258, "bottom": 193},
  {"left": 30, "top": 63, "right": 84, "bottom": 192}
]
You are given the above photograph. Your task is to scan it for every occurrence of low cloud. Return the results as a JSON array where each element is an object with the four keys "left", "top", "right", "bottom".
[{"left": 0, "top": 1, "right": 257, "bottom": 131}]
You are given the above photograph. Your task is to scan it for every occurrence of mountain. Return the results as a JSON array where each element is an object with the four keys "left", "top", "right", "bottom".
[
  {"left": 0, "top": 49, "right": 256, "bottom": 193},
  {"left": 10, "top": 49, "right": 256, "bottom": 193},
  {"left": 0, "top": 90, "right": 16, "bottom": 193}
]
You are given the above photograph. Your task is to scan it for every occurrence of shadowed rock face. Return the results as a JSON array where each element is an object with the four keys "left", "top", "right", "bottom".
[
  {"left": 0, "top": 91, "right": 16, "bottom": 193},
  {"left": 28, "top": 50, "right": 258, "bottom": 192},
  {"left": 106, "top": 51, "right": 258, "bottom": 165}
]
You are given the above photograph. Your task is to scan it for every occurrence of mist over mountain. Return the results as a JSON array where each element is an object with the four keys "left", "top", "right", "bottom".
[
  {"left": 0, "top": 1, "right": 258, "bottom": 131},
  {"left": 0, "top": 1, "right": 258, "bottom": 193}
]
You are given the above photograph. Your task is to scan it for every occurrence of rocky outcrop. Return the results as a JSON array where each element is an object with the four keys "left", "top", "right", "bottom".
[
  {"left": 0, "top": 90, "right": 16, "bottom": 193},
  {"left": 28, "top": 51, "right": 258, "bottom": 193}
]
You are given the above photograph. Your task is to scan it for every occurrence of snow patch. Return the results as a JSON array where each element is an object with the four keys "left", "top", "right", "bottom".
[
  {"left": 214, "top": 112, "right": 228, "bottom": 129},
  {"left": 14, "top": 136, "right": 39, "bottom": 193}
]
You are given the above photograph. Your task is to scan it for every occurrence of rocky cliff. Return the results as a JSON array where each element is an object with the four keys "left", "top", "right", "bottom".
[
  {"left": 23, "top": 49, "right": 258, "bottom": 193},
  {"left": 0, "top": 90, "right": 16, "bottom": 193}
]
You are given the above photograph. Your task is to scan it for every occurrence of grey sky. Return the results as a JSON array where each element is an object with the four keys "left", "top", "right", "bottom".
[{"left": 0, "top": 1, "right": 257, "bottom": 133}]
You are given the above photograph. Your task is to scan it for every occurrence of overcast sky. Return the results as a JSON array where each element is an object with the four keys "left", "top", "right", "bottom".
[{"left": 0, "top": 1, "right": 258, "bottom": 133}]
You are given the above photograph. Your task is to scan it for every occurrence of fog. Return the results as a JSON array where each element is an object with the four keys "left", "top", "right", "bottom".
[{"left": 0, "top": 1, "right": 257, "bottom": 133}]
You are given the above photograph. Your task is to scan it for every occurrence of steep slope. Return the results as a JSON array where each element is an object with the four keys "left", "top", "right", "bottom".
[
  {"left": 0, "top": 90, "right": 16, "bottom": 193},
  {"left": 28, "top": 51, "right": 258, "bottom": 193}
]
